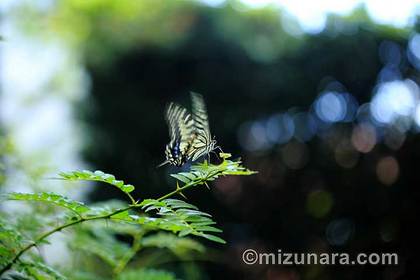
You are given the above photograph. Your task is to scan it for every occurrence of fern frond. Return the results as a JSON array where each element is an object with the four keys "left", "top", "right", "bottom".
[
  {"left": 2, "top": 192, "right": 90, "bottom": 216},
  {"left": 0, "top": 219, "right": 27, "bottom": 268},
  {"left": 138, "top": 199, "right": 225, "bottom": 243},
  {"left": 15, "top": 261, "right": 67, "bottom": 280},
  {"left": 58, "top": 170, "right": 135, "bottom": 194},
  {"left": 170, "top": 156, "right": 256, "bottom": 188}
]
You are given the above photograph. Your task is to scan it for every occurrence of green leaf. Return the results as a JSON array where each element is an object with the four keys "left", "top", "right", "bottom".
[
  {"left": 139, "top": 199, "right": 166, "bottom": 212},
  {"left": 199, "top": 233, "right": 226, "bottom": 244},
  {"left": 121, "top": 184, "right": 135, "bottom": 193},
  {"left": 163, "top": 199, "right": 198, "bottom": 210},
  {"left": 134, "top": 199, "right": 225, "bottom": 243},
  {"left": 169, "top": 156, "right": 256, "bottom": 188},
  {"left": 178, "top": 228, "right": 193, "bottom": 237},
  {"left": 58, "top": 169, "right": 136, "bottom": 193},
  {"left": 175, "top": 209, "right": 212, "bottom": 217},
  {"left": 170, "top": 172, "right": 200, "bottom": 183},
  {"left": 141, "top": 232, "right": 205, "bottom": 253},
  {"left": 0, "top": 217, "right": 27, "bottom": 267},
  {"left": 70, "top": 227, "right": 130, "bottom": 267},
  {"left": 83, "top": 199, "right": 128, "bottom": 217},
  {"left": 117, "top": 268, "right": 176, "bottom": 280},
  {"left": 219, "top": 152, "right": 232, "bottom": 159},
  {"left": 194, "top": 225, "right": 222, "bottom": 233},
  {"left": 16, "top": 261, "right": 67, "bottom": 280},
  {"left": 2, "top": 192, "right": 90, "bottom": 215}
]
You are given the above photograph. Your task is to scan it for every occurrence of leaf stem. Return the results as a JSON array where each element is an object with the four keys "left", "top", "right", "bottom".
[
  {"left": 157, "top": 181, "right": 197, "bottom": 201},
  {"left": 112, "top": 231, "right": 145, "bottom": 277},
  {"left": 157, "top": 170, "right": 221, "bottom": 201},
  {"left": 126, "top": 193, "right": 137, "bottom": 205}
]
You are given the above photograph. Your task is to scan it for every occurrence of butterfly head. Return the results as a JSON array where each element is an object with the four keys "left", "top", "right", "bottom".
[{"left": 210, "top": 137, "right": 217, "bottom": 151}]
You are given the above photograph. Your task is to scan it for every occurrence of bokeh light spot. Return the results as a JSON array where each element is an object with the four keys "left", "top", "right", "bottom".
[
  {"left": 409, "top": 33, "right": 420, "bottom": 60},
  {"left": 238, "top": 121, "right": 271, "bottom": 152},
  {"left": 408, "top": 33, "right": 420, "bottom": 69},
  {"left": 377, "top": 65, "right": 402, "bottom": 83},
  {"left": 414, "top": 103, "right": 420, "bottom": 127},
  {"left": 334, "top": 141, "right": 359, "bottom": 168},
  {"left": 380, "top": 217, "right": 399, "bottom": 242},
  {"left": 265, "top": 113, "right": 295, "bottom": 144},
  {"left": 351, "top": 123, "right": 377, "bottom": 153},
  {"left": 326, "top": 218, "right": 354, "bottom": 246},
  {"left": 306, "top": 190, "right": 333, "bottom": 218},
  {"left": 378, "top": 40, "right": 401, "bottom": 66},
  {"left": 376, "top": 156, "right": 399, "bottom": 186},
  {"left": 370, "top": 80, "right": 418, "bottom": 124},
  {"left": 315, "top": 91, "right": 347, "bottom": 122}
]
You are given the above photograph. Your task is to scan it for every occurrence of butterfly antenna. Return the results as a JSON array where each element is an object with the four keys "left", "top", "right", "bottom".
[
  {"left": 210, "top": 150, "right": 220, "bottom": 162},
  {"left": 157, "top": 160, "right": 170, "bottom": 168}
]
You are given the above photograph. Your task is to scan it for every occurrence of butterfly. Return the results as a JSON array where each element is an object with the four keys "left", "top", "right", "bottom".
[{"left": 159, "top": 92, "right": 220, "bottom": 167}]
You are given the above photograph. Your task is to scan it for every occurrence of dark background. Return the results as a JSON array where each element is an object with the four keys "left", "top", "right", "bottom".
[{"left": 72, "top": 3, "right": 420, "bottom": 280}]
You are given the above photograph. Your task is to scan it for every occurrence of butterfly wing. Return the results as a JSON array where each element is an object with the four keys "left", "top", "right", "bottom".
[
  {"left": 190, "top": 92, "right": 215, "bottom": 161},
  {"left": 161, "top": 102, "right": 195, "bottom": 166}
]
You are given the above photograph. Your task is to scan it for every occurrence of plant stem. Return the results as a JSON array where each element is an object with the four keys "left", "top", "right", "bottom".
[
  {"left": 126, "top": 193, "right": 137, "bottom": 205},
  {"left": 157, "top": 173, "right": 219, "bottom": 201},
  {"left": 157, "top": 182, "right": 196, "bottom": 201},
  {"left": 112, "top": 231, "right": 145, "bottom": 277}
]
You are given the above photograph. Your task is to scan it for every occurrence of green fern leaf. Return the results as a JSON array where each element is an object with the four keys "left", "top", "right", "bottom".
[
  {"left": 163, "top": 199, "right": 198, "bottom": 210},
  {"left": 58, "top": 170, "right": 136, "bottom": 194},
  {"left": 16, "top": 261, "right": 67, "bottom": 280},
  {"left": 0, "top": 218, "right": 27, "bottom": 267},
  {"left": 141, "top": 232, "right": 205, "bottom": 253},
  {"left": 199, "top": 233, "right": 226, "bottom": 244},
  {"left": 169, "top": 157, "right": 256, "bottom": 188},
  {"left": 2, "top": 192, "right": 90, "bottom": 215},
  {"left": 137, "top": 199, "right": 224, "bottom": 243}
]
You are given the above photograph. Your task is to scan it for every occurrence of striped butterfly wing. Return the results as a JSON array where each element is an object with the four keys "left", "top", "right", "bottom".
[
  {"left": 190, "top": 92, "right": 216, "bottom": 161},
  {"left": 161, "top": 102, "right": 195, "bottom": 167}
]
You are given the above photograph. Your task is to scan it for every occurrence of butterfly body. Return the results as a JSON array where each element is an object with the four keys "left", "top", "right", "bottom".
[{"left": 164, "top": 139, "right": 193, "bottom": 167}]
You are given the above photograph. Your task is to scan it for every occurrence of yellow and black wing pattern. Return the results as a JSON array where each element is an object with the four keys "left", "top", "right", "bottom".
[
  {"left": 159, "top": 102, "right": 195, "bottom": 167},
  {"left": 189, "top": 92, "right": 217, "bottom": 161}
]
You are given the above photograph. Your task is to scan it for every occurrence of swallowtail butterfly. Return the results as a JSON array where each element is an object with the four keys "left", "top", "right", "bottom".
[{"left": 159, "top": 92, "right": 219, "bottom": 167}]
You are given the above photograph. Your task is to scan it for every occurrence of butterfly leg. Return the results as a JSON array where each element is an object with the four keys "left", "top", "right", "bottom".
[
  {"left": 210, "top": 150, "right": 222, "bottom": 163},
  {"left": 216, "top": 146, "right": 224, "bottom": 154}
]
